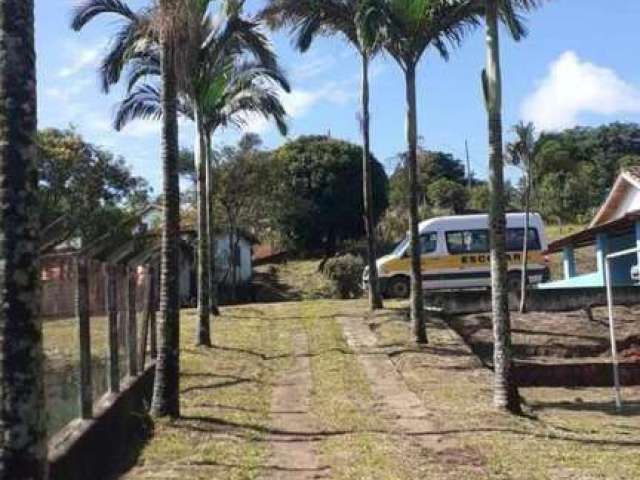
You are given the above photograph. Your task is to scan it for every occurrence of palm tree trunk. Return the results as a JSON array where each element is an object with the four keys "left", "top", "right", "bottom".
[
  {"left": 194, "top": 109, "right": 211, "bottom": 346},
  {"left": 484, "top": 0, "right": 521, "bottom": 414},
  {"left": 404, "top": 63, "right": 427, "bottom": 344},
  {"left": 0, "top": 1, "right": 47, "bottom": 476},
  {"left": 519, "top": 169, "right": 531, "bottom": 314},
  {"left": 151, "top": 24, "right": 181, "bottom": 418},
  {"left": 361, "top": 53, "right": 384, "bottom": 310},
  {"left": 206, "top": 133, "right": 220, "bottom": 316}
]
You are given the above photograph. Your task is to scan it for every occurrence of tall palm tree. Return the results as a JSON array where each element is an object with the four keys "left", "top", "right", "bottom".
[
  {"left": 0, "top": 1, "right": 47, "bottom": 476},
  {"left": 260, "top": 0, "right": 385, "bottom": 311},
  {"left": 506, "top": 120, "right": 537, "bottom": 314},
  {"left": 71, "top": 0, "right": 184, "bottom": 417},
  {"left": 361, "top": 0, "right": 481, "bottom": 343},
  {"left": 115, "top": 30, "right": 289, "bottom": 332},
  {"left": 481, "top": 0, "right": 541, "bottom": 414},
  {"left": 73, "top": 1, "right": 288, "bottom": 349}
]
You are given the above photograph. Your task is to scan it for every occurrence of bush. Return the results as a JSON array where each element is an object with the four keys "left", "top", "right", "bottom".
[{"left": 322, "top": 254, "right": 365, "bottom": 299}]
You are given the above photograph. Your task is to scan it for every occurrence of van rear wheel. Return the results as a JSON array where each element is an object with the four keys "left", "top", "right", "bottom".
[{"left": 386, "top": 276, "right": 410, "bottom": 299}]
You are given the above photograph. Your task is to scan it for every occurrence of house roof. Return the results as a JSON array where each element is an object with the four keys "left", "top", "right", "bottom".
[
  {"left": 590, "top": 168, "right": 640, "bottom": 228},
  {"left": 546, "top": 210, "right": 640, "bottom": 254}
]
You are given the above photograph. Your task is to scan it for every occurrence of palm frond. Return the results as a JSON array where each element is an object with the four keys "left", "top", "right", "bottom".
[
  {"left": 70, "top": 0, "right": 137, "bottom": 31},
  {"left": 113, "top": 84, "right": 162, "bottom": 131}
]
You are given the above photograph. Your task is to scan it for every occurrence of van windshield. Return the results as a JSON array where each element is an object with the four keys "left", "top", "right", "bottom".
[{"left": 392, "top": 237, "right": 409, "bottom": 257}]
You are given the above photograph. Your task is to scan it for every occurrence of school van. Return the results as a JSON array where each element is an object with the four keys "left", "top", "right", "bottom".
[{"left": 367, "top": 213, "right": 549, "bottom": 298}]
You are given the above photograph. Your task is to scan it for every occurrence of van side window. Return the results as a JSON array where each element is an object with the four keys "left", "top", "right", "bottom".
[
  {"left": 420, "top": 232, "right": 438, "bottom": 254},
  {"left": 506, "top": 228, "right": 541, "bottom": 251},
  {"left": 446, "top": 230, "right": 489, "bottom": 254}
]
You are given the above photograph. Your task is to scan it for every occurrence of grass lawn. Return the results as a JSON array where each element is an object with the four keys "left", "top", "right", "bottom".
[
  {"left": 102, "top": 299, "right": 640, "bottom": 479},
  {"left": 373, "top": 301, "right": 640, "bottom": 480}
]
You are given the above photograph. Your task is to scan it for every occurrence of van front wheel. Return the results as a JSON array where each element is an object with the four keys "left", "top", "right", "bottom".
[{"left": 386, "top": 276, "right": 410, "bottom": 299}]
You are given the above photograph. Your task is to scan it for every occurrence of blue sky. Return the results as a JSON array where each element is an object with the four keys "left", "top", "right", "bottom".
[{"left": 36, "top": 1, "right": 640, "bottom": 193}]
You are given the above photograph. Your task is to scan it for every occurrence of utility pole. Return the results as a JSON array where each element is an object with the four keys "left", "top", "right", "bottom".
[{"left": 465, "top": 140, "right": 472, "bottom": 190}]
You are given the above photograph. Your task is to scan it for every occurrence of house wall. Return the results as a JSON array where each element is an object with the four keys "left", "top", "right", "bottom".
[{"left": 214, "top": 234, "right": 252, "bottom": 286}]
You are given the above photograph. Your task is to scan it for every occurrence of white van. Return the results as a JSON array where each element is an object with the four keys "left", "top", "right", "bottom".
[{"left": 367, "top": 213, "right": 549, "bottom": 298}]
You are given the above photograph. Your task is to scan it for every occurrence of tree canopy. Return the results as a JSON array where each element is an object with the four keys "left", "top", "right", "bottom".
[
  {"left": 270, "top": 135, "right": 388, "bottom": 252},
  {"left": 37, "top": 128, "right": 150, "bottom": 243},
  {"left": 532, "top": 122, "right": 640, "bottom": 223}
]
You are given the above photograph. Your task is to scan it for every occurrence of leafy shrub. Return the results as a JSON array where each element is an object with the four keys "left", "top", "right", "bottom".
[{"left": 322, "top": 254, "right": 365, "bottom": 299}]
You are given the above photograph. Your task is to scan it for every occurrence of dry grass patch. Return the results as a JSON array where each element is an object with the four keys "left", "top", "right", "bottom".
[
  {"left": 300, "top": 300, "right": 420, "bottom": 480},
  {"left": 371, "top": 303, "right": 640, "bottom": 480},
  {"left": 123, "top": 305, "right": 296, "bottom": 480}
]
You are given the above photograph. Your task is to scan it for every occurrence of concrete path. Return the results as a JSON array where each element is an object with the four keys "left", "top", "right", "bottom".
[{"left": 263, "top": 332, "right": 330, "bottom": 480}]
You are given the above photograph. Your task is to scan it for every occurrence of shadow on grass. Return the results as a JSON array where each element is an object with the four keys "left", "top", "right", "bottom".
[
  {"left": 104, "top": 411, "right": 154, "bottom": 480},
  {"left": 170, "top": 414, "right": 640, "bottom": 448}
]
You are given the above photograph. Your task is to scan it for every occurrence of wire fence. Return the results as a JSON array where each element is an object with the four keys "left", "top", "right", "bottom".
[{"left": 42, "top": 253, "right": 158, "bottom": 438}]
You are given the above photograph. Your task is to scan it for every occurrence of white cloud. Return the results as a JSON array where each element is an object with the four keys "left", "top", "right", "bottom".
[
  {"left": 57, "top": 39, "right": 108, "bottom": 79},
  {"left": 291, "top": 55, "right": 336, "bottom": 80},
  {"left": 240, "top": 80, "right": 358, "bottom": 136},
  {"left": 521, "top": 51, "right": 640, "bottom": 131}
]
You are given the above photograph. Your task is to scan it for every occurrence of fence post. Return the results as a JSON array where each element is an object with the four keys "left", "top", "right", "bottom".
[
  {"left": 150, "top": 263, "right": 158, "bottom": 359},
  {"left": 105, "top": 264, "right": 120, "bottom": 394},
  {"left": 76, "top": 256, "right": 93, "bottom": 419},
  {"left": 127, "top": 265, "right": 139, "bottom": 377},
  {"left": 138, "top": 264, "right": 156, "bottom": 368}
]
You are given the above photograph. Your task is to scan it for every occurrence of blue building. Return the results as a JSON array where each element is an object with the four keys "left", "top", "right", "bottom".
[{"left": 541, "top": 167, "right": 640, "bottom": 289}]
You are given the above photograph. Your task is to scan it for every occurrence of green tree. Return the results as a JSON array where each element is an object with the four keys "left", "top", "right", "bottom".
[
  {"left": 113, "top": 1, "right": 289, "bottom": 337},
  {"left": 389, "top": 148, "right": 468, "bottom": 210},
  {"left": 481, "top": 0, "right": 541, "bottom": 414},
  {"left": 214, "top": 135, "right": 266, "bottom": 301},
  {"left": 427, "top": 178, "right": 469, "bottom": 214},
  {"left": 506, "top": 121, "right": 537, "bottom": 313},
  {"left": 37, "top": 128, "right": 150, "bottom": 243},
  {"left": 361, "top": 0, "right": 480, "bottom": 343},
  {"left": 0, "top": 0, "right": 47, "bottom": 477},
  {"left": 271, "top": 135, "right": 388, "bottom": 254},
  {"left": 533, "top": 123, "right": 640, "bottom": 222},
  {"left": 261, "top": 0, "right": 386, "bottom": 310}
]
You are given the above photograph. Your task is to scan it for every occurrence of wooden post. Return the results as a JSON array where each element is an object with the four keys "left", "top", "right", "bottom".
[
  {"left": 596, "top": 233, "right": 608, "bottom": 285},
  {"left": 105, "top": 264, "right": 120, "bottom": 394},
  {"left": 127, "top": 265, "right": 139, "bottom": 377},
  {"left": 139, "top": 265, "right": 157, "bottom": 368},
  {"left": 562, "top": 246, "right": 577, "bottom": 279},
  {"left": 76, "top": 256, "right": 93, "bottom": 419},
  {"left": 150, "top": 263, "right": 158, "bottom": 359}
]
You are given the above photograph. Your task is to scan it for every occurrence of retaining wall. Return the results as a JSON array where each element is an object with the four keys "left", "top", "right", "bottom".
[
  {"left": 48, "top": 364, "right": 155, "bottom": 480},
  {"left": 515, "top": 361, "right": 640, "bottom": 387},
  {"left": 426, "top": 286, "right": 640, "bottom": 314}
]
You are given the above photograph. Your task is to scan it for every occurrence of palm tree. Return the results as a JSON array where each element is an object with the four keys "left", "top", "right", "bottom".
[
  {"left": 0, "top": 1, "right": 47, "bottom": 476},
  {"left": 481, "top": 0, "right": 541, "bottom": 414},
  {"left": 74, "top": 1, "right": 288, "bottom": 349},
  {"left": 361, "top": 0, "right": 481, "bottom": 343},
  {"left": 113, "top": 11, "right": 289, "bottom": 327},
  {"left": 506, "top": 121, "right": 537, "bottom": 314},
  {"left": 71, "top": 0, "right": 185, "bottom": 417},
  {"left": 260, "top": 0, "right": 385, "bottom": 311}
]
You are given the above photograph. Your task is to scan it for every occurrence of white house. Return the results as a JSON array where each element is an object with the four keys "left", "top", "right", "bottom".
[{"left": 213, "top": 232, "right": 255, "bottom": 286}]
